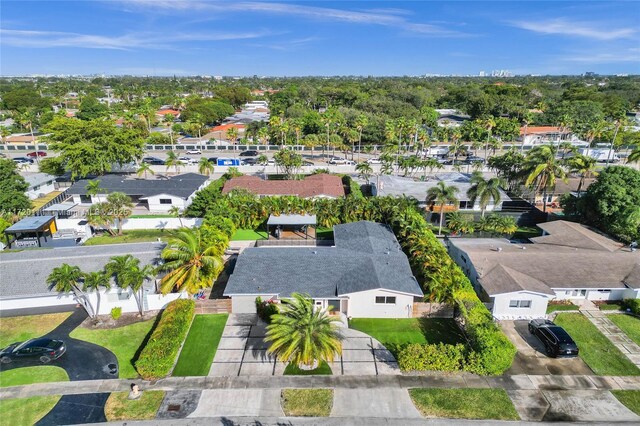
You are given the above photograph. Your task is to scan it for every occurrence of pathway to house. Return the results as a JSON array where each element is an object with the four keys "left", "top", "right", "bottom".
[
  {"left": 580, "top": 302, "right": 640, "bottom": 368},
  {"left": 208, "top": 314, "right": 400, "bottom": 377}
]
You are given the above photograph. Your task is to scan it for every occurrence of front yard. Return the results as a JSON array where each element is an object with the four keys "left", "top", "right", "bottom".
[
  {"left": 409, "top": 388, "right": 519, "bottom": 420},
  {"left": 104, "top": 391, "right": 165, "bottom": 421},
  {"left": 609, "top": 314, "right": 640, "bottom": 346},
  {"left": 83, "top": 230, "right": 169, "bottom": 246},
  {"left": 0, "top": 366, "right": 68, "bottom": 387},
  {"left": 69, "top": 319, "right": 156, "bottom": 378},
  {"left": 555, "top": 313, "right": 640, "bottom": 376},
  {"left": 0, "top": 312, "right": 72, "bottom": 348},
  {"left": 611, "top": 390, "right": 640, "bottom": 416},
  {"left": 348, "top": 318, "right": 465, "bottom": 354},
  {"left": 0, "top": 396, "right": 62, "bottom": 425},
  {"left": 172, "top": 314, "right": 228, "bottom": 376},
  {"left": 281, "top": 389, "right": 333, "bottom": 417}
]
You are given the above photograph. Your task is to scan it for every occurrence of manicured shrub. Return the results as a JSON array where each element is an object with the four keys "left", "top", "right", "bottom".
[
  {"left": 398, "top": 343, "right": 466, "bottom": 371},
  {"left": 135, "top": 299, "right": 195, "bottom": 379},
  {"left": 110, "top": 307, "right": 122, "bottom": 320},
  {"left": 623, "top": 299, "right": 640, "bottom": 315},
  {"left": 342, "top": 175, "right": 363, "bottom": 198},
  {"left": 256, "top": 296, "right": 279, "bottom": 324}
]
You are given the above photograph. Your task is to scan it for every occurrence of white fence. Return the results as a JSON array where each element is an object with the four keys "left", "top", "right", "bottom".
[{"left": 56, "top": 217, "right": 203, "bottom": 232}]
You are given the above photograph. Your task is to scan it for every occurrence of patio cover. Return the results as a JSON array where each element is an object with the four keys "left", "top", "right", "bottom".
[
  {"left": 267, "top": 214, "right": 317, "bottom": 226},
  {"left": 43, "top": 202, "right": 77, "bottom": 212},
  {"left": 5, "top": 216, "right": 55, "bottom": 233}
]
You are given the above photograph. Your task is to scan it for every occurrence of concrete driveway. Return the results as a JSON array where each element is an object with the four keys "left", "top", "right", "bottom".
[
  {"left": 208, "top": 314, "right": 401, "bottom": 376},
  {"left": 501, "top": 320, "right": 592, "bottom": 375}
]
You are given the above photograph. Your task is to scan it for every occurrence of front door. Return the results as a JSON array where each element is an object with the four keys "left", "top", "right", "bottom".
[{"left": 327, "top": 299, "right": 341, "bottom": 314}]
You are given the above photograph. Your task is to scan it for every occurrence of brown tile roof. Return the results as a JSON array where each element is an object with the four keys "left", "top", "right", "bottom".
[
  {"left": 520, "top": 126, "right": 572, "bottom": 135},
  {"left": 222, "top": 174, "right": 345, "bottom": 198}
]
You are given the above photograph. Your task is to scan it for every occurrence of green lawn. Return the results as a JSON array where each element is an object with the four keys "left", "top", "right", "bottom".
[
  {"left": 70, "top": 319, "right": 156, "bottom": 378},
  {"left": 281, "top": 389, "right": 333, "bottom": 417},
  {"left": 599, "top": 303, "right": 624, "bottom": 311},
  {"left": 0, "top": 396, "right": 62, "bottom": 425},
  {"left": 611, "top": 390, "right": 640, "bottom": 416},
  {"left": 83, "top": 230, "right": 170, "bottom": 246},
  {"left": 0, "top": 312, "right": 72, "bottom": 348},
  {"left": 105, "top": 391, "right": 165, "bottom": 421},
  {"left": 0, "top": 366, "right": 68, "bottom": 387},
  {"left": 555, "top": 313, "right": 640, "bottom": 376},
  {"left": 231, "top": 229, "right": 268, "bottom": 240},
  {"left": 349, "top": 318, "right": 466, "bottom": 355},
  {"left": 512, "top": 226, "right": 542, "bottom": 239},
  {"left": 284, "top": 361, "right": 332, "bottom": 376},
  {"left": 172, "top": 314, "right": 228, "bottom": 376},
  {"left": 609, "top": 315, "right": 640, "bottom": 346},
  {"left": 316, "top": 227, "right": 334, "bottom": 240},
  {"left": 546, "top": 303, "right": 579, "bottom": 314},
  {"left": 409, "top": 388, "right": 520, "bottom": 420}
]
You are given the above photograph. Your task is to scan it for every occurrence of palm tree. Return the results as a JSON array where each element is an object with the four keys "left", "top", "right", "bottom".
[
  {"left": 355, "top": 114, "right": 368, "bottom": 162},
  {"left": 628, "top": 148, "right": 640, "bottom": 164},
  {"left": 169, "top": 206, "right": 184, "bottom": 227},
  {"left": 47, "top": 264, "right": 96, "bottom": 318},
  {"left": 483, "top": 117, "right": 496, "bottom": 160},
  {"left": 227, "top": 126, "right": 239, "bottom": 143},
  {"left": 83, "top": 271, "right": 110, "bottom": 318},
  {"left": 106, "top": 254, "right": 154, "bottom": 316},
  {"left": 445, "top": 211, "right": 475, "bottom": 235},
  {"left": 198, "top": 157, "right": 214, "bottom": 176},
  {"left": 158, "top": 228, "right": 225, "bottom": 295},
  {"left": 165, "top": 151, "right": 183, "bottom": 175},
  {"left": 566, "top": 154, "right": 598, "bottom": 196},
  {"left": 106, "top": 192, "right": 134, "bottom": 235},
  {"left": 355, "top": 162, "right": 373, "bottom": 181},
  {"left": 524, "top": 145, "right": 567, "bottom": 212},
  {"left": 87, "top": 202, "right": 116, "bottom": 236},
  {"left": 136, "top": 162, "right": 155, "bottom": 179},
  {"left": 265, "top": 293, "right": 342, "bottom": 369},
  {"left": 426, "top": 182, "right": 459, "bottom": 235},
  {"left": 85, "top": 179, "right": 104, "bottom": 204},
  {"left": 466, "top": 172, "right": 505, "bottom": 217}
]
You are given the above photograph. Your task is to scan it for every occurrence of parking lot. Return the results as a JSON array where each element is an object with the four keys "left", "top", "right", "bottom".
[{"left": 501, "top": 320, "right": 593, "bottom": 376}]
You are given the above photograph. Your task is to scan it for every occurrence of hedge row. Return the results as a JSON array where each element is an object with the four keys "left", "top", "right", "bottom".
[
  {"left": 135, "top": 298, "right": 195, "bottom": 379},
  {"left": 393, "top": 213, "right": 516, "bottom": 375},
  {"left": 623, "top": 299, "right": 640, "bottom": 315}
]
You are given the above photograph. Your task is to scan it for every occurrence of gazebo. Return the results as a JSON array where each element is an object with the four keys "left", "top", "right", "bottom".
[
  {"left": 266, "top": 214, "right": 317, "bottom": 240},
  {"left": 4, "top": 216, "right": 57, "bottom": 249}
]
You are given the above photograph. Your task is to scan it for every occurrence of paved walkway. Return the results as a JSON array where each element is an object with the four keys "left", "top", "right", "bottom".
[
  {"left": 209, "top": 314, "right": 400, "bottom": 376},
  {"left": 581, "top": 309, "right": 640, "bottom": 368}
]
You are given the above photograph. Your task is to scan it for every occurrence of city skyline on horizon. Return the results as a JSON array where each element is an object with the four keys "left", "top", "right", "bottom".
[{"left": 1, "top": 1, "right": 639, "bottom": 77}]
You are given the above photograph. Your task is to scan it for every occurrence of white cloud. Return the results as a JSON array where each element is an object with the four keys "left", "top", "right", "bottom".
[
  {"left": 510, "top": 18, "right": 636, "bottom": 40},
  {"left": 0, "top": 28, "right": 272, "bottom": 50},
  {"left": 116, "top": 0, "right": 468, "bottom": 37}
]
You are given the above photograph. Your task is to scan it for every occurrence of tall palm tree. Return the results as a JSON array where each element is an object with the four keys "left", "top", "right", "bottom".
[
  {"left": 265, "top": 293, "right": 342, "bottom": 369},
  {"left": 355, "top": 162, "right": 373, "bottom": 181},
  {"left": 566, "top": 154, "right": 598, "bottom": 196},
  {"left": 107, "top": 255, "right": 154, "bottom": 316},
  {"left": 158, "top": 228, "right": 225, "bottom": 295},
  {"left": 198, "top": 157, "right": 214, "bottom": 176},
  {"left": 466, "top": 172, "right": 505, "bottom": 217},
  {"left": 85, "top": 179, "right": 104, "bottom": 204},
  {"left": 426, "top": 182, "right": 459, "bottom": 235},
  {"left": 83, "top": 271, "right": 110, "bottom": 318},
  {"left": 106, "top": 192, "right": 134, "bottom": 235},
  {"left": 524, "top": 145, "right": 567, "bottom": 212},
  {"left": 483, "top": 117, "right": 496, "bottom": 160},
  {"left": 165, "top": 151, "right": 183, "bottom": 175},
  {"left": 227, "top": 126, "right": 239, "bottom": 143},
  {"left": 355, "top": 114, "right": 368, "bottom": 162},
  {"left": 169, "top": 206, "right": 184, "bottom": 227},
  {"left": 47, "top": 264, "right": 96, "bottom": 318},
  {"left": 136, "top": 162, "right": 155, "bottom": 179}
]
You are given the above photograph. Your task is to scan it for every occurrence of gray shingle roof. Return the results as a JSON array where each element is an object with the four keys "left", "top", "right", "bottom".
[
  {"left": 67, "top": 173, "right": 208, "bottom": 199},
  {"left": 0, "top": 242, "right": 165, "bottom": 298},
  {"left": 225, "top": 221, "right": 422, "bottom": 298}
]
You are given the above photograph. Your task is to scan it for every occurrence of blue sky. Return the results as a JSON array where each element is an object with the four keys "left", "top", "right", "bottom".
[{"left": 1, "top": 1, "right": 639, "bottom": 76}]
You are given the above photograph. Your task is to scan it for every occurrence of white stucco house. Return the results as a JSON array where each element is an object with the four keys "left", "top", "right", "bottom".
[
  {"left": 224, "top": 221, "right": 423, "bottom": 318},
  {"left": 447, "top": 220, "right": 640, "bottom": 320},
  {"left": 0, "top": 242, "right": 182, "bottom": 316},
  {"left": 23, "top": 173, "right": 57, "bottom": 200},
  {"left": 66, "top": 173, "right": 209, "bottom": 213}
]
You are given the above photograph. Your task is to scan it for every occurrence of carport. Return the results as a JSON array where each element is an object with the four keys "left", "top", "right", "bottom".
[{"left": 266, "top": 214, "right": 317, "bottom": 240}]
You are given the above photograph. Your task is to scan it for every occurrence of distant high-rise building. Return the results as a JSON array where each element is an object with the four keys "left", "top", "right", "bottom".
[
  {"left": 584, "top": 72, "right": 597, "bottom": 77},
  {"left": 479, "top": 71, "right": 486, "bottom": 77}
]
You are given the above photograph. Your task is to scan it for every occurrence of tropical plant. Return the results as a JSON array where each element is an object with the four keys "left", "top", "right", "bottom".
[
  {"left": 274, "top": 149, "right": 303, "bottom": 179},
  {"left": 83, "top": 271, "right": 110, "bottom": 318},
  {"left": 106, "top": 254, "right": 155, "bottom": 316},
  {"left": 158, "top": 227, "right": 225, "bottom": 295},
  {"left": 105, "top": 192, "right": 134, "bottom": 235},
  {"left": 47, "top": 264, "right": 97, "bottom": 318},
  {"left": 524, "top": 145, "right": 567, "bottom": 212},
  {"left": 477, "top": 214, "right": 518, "bottom": 236},
  {"left": 265, "top": 293, "right": 342, "bottom": 369},
  {"left": 136, "top": 162, "right": 155, "bottom": 179},
  {"left": 355, "top": 162, "right": 373, "bottom": 181},
  {"left": 565, "top": 154, "right": 598, "bottom": 196},
  {"left": 165, "top": 151, "right": 183, "bottom": 174},
  {"left": 627, "top": 148, "right": 640, "bottom": 164},
  {"left": 226, "top": 126, "right": 239, "bottom": 143},
  {"left": 466, "top": 172, "right": 505, "bottom": 218},
  {"left": 169, "top": 206, "right": 184, "bottom": 227},
  {"left": 426, "top": 182, "right": 459, "bottom": 235},
  {"left": 198, "top": 157, "right": 214, "bottom": 176},
  {"left": 85, "top": 179, "right": 104, "bottom": 204},
  {"left": 445, "top": 212, "right": 475, "bottom": 235}
]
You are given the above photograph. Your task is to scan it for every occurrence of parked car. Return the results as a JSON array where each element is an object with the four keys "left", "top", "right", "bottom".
[
  {"left": 0, "top": 153, "right": 6, "bottom": 158},
  {"left": 367, "top": 157, "right": 382, "bottom": 164},
  {"left": 185, "top": 149, "right": 201, "bottom": 155},
  {"left": 241, "top": 158, "right": 258, "bottom": 166},
  {"left": 178, "top": 156, "right": 197, "bottom": 165},
  {"left": 528, "top": 319, "right": 579, "bottom": 358},
  {"left": 329, "top": 157, "right": 355, "bottom": 165},
  {"left": 141, "top": 157, "right": 165, "bottom": 165},
  {"left": 465, "top": 155, "right": 486, "bottom": 163},
  {"left": 208, "top": 157, "right": 219, "bottom": 163},
  {"left": 239, "top": 150, "right": 259, "bottom": 157},
  {"left": 302, "top": 161, "right": 314, "bottom": 166},
  {"left": 13, "top": 157, "right": 34, "bottom": 164},
  {"left": 0, "top": 338, "right": 66, "bottom": 364},
  {"left": 26, "top": 151, "right": 47, "bottom": 158}
]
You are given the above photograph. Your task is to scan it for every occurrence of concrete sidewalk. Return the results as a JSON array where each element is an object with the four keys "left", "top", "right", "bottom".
[{"left": 2, "top": 374, "right": 640, "bottom": 400}]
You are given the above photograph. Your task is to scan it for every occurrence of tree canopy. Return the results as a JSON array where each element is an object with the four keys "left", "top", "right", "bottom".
[{"left": 0, "top": 159, "right": 32, "bottom": 214}]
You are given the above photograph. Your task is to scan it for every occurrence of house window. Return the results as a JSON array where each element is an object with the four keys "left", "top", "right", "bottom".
[
  {"left": 459, "top": 201, "right": 472, "bottom": 209},
  {"left": 597, "top": 289, "right": 611, "bottom": 293},
  {"left": 159, "top": 198, "right": 172, "bottom": 205},
  {"left": 461, "top": 255, "right": 467, "bottom": 264},
  {"left": 80, "top": 194, "right": 92, "bottom": 204},
  {"left": 375, "top": 296, "right": 396, "bottom": 304},
  {"left": 509, "top": 300, "right": 532, "bottom": 308}
]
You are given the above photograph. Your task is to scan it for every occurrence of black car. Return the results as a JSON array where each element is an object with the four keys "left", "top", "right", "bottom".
[
  {"left": 0, "top": 338, "right": 66, "bottom": 364},
  {"left": 239, "top": 150, "right": 259, "bottom": 157},
  {"left": 13, "top": 157, "right": 34, "bottom": 164},
  {"left": 241, "top": 158, "right": 258, "bottom": 165},
  {"left": 141, "top": 157, "right": 165, "bottom": 165},
  {"left": 528, "top": 319, "right": 579, "bottom": 358}
]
